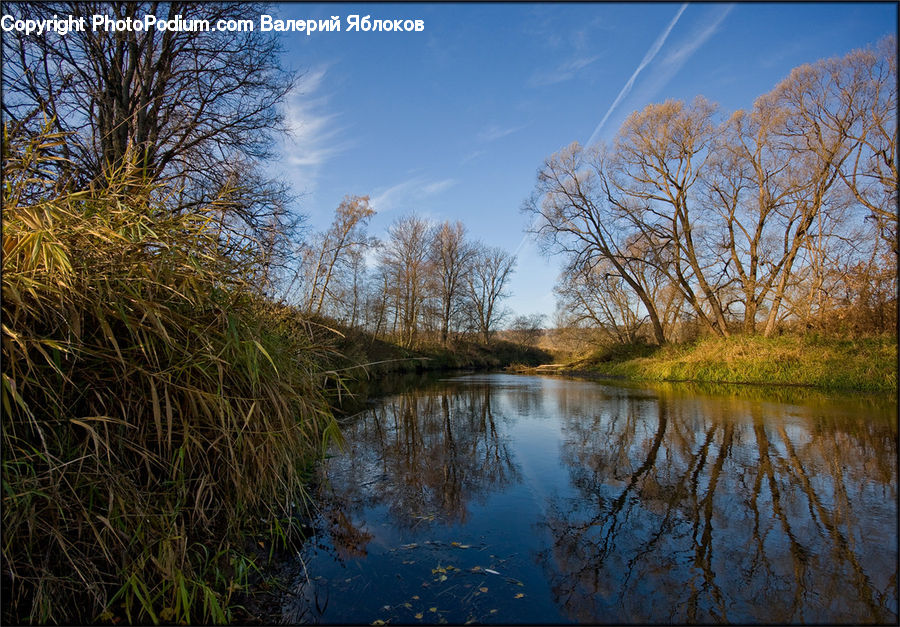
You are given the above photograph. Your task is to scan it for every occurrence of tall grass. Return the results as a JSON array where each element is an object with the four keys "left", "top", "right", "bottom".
[{"left": 2, "top": 122, "right": 340, "bottom": 623}]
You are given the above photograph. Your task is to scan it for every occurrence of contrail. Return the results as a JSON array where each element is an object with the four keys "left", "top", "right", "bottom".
[{"left": 585, "top": 3, "right": 688, "bottom": 147}]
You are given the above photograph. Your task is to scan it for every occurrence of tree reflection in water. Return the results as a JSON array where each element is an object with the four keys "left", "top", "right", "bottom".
[
  {"left": 292, "top": 376, "right": 896, "bottom": 624},
  {"left": 318, "top": 383, "right": 520, "bottom": 547},
  {"left": 537, "top": 388, "right": 897, "bottom": 623}
]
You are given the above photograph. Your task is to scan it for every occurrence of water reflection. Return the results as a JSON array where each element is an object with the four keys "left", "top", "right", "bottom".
[
  {"left": 539, "top": 387, "right": 897, "bottom": 623},
  {"left": 295, "top": 375, "right": 897, "bottom": 624},
  {"left": 321, "top": 383, "right": 519, "bottom": 535}
]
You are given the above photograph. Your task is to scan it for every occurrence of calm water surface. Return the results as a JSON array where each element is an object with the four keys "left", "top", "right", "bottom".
[{"left": 284, "top": 374, "right": 897, "bottom": 624}]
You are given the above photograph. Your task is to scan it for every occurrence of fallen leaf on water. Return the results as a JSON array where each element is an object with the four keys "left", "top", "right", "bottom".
[
  {"left": 412, "top": 595, "right": 420, "bottom": 600},
  {"left": 429, "top": 607, "right": 438, "bottom": 612},
  {"left": 371, "top": 621, "right": 385, "bottom": 626},
  {"left": 403, "top": 603, "right": 412, "bottom": 609},
  {"left": 490, "top": 609, "right": 498, "bottom": 614},
  {"left": 514, "top": 593, "right": 525, "bottom": 599},
  {"left": 414, "top": 613, "right": 423, "bottom": 620},
  {"left": 438, "top": 575, "right": 447, "bottom": 582},
  {"left": 479, "top": 587, "right": 489, "bottom": 593}
]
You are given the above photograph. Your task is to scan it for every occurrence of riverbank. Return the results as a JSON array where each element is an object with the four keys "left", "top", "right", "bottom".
[
  {"left": 514, "top": 334, "right": 898, "bottom": 393},
  {"left": 315, "top": 322, "right": 551, "bottom": 378}
]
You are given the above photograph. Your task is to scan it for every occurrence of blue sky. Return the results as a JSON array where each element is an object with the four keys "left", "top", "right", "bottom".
[{"left": 268, "top": 2, "right": 897, "bottom": 321}]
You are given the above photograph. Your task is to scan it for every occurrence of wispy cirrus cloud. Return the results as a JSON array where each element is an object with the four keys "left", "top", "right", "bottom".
[
  {"left": 585, "top": 4, "right": 733, "bottom": 147},
  {"left": 528, "top": 54, "right": 601, "bottom": 87},
  {"left": 658, "top": 5, "right": 732, "bottom": 71},
  {"left": 370, "top": 176, "right": 456, "bottom": 213},
  {"left": 477, "top": 123, "right": 529, "bottom": 143},
  {"left": 586, "top": 3, "right": 688, "bottom": 146},
  {"left": 281, "top": 65, "right": 350, "bottom": 191}
]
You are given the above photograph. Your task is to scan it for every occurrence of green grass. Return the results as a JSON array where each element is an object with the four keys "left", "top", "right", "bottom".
[{"left": 574, "top": 334, "right": 897, "bottom": 393}]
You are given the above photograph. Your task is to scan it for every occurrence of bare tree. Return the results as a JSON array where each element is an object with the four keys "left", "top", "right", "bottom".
[
  {"left": 705, "top": 101, "right": 811, "bottom": 334},
  {"left": 508, "top": 313, "right": 546, "bottom": 347},
  {"left": 465, "top": 244, "right": 516, "bottom": 344},
  {"left": 524, "top": 142, "right": 669, "bottom": 344},
  {"left": 2, "top": 1, "right": 297, "bottom": 249},
  {"left": 303, "top": 195, "right": 376, "bottom": 317},
  {"left": 428, "top": 221, "right": 474, "bottom": 346},
  {"left": 379, "top": 215, "right": 432, "bottom": 348},
  {"left": 608, "top": 97, "right": 733, "bottom": 337},
  {"left": 555, "top": 259, "right": 645, "bottom": 344},
  {"left": 755, "top": 49, "right": 870, "bottom": 335},
  {"left": 837, "top": 36, "right": 898, "bottom": 256}
]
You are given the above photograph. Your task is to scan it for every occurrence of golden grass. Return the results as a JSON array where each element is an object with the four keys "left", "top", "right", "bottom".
[{"left": 585, "top": 334, "right": 897, "bottom": 392}]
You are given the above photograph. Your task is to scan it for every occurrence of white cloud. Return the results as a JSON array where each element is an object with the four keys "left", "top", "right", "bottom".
[
  {"left": 659, "top": 5, "right": 732, "bottom": 71},
  {"left": 280, "top": 65, "right": 350, "bottom": 191},
  {"left": 620, "top": 5, "right": 734, "bottom": 118},
  {"left": 370, "top": 177, "right": 456, "bottom": 213},
  {"left": 477, "top": 123, "right": 528, "bottom": 143},
  {"left": 585, "top": 3, "right": 688, "bottom": 146},
  {"left": 585, "top": 4, "right": 734, "bottom": 147},
  {"left": 528, "top": 54, "right": 601, "bottom": 88}
]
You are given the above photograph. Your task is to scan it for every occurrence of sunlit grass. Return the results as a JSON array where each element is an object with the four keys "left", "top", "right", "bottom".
[
  {"left": 580, "top": 334, "right": 897, "bottom": 392},
  {"left": 2, "top": 123, "right": 340, "bottom": 623}
]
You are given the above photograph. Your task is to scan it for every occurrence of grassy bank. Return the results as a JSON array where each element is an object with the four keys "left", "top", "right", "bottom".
[
  {"left": 559, "top": 334, "right": 898, "bottom": 393},
  {"left": 304, "top": 320, "right": 551, "bottom": 381},
  {"left": 1, "top": 130, "right": 341, "bottom": 624}
]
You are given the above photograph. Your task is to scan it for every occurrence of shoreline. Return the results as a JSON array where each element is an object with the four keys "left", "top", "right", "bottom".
[{"left": 509, "top": 334, "right": 898, "bottom": 394}]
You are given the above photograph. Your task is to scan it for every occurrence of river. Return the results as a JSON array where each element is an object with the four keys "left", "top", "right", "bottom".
[{"left": 280, "top": 373, "right": 897, "bottom": 624}]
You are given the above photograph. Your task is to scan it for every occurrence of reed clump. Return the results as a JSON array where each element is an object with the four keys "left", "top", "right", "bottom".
[{"left": 1, "top": 123, "right": 340, "bottom": 624}]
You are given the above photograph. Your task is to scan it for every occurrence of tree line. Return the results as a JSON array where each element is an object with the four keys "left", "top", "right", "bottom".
[
  {"left": 526, "top": 37, "right": 897, "bottom": 344},
  {"left": 279, "top": 197, "right": 518, "bottom": 347}
]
